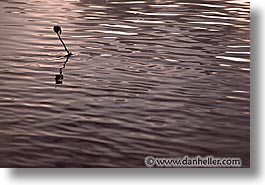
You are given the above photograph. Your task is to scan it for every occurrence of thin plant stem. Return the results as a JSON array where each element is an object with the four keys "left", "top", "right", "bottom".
[{"left": 57, "top": 33, "right": 70, "bottom": 55}]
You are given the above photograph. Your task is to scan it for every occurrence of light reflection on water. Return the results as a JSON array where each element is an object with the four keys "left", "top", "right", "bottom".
[{"left": 0, "top": 0, "right": 249, "bottom": 167}]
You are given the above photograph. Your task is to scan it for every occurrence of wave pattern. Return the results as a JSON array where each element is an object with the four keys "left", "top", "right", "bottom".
[{"left": 0, "top": 0, "right": 249, "bottom": 167}]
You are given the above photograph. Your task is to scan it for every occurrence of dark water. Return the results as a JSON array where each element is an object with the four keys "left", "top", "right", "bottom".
[{"left": 0, "top": 0, "right": 250, "bottom": 167}]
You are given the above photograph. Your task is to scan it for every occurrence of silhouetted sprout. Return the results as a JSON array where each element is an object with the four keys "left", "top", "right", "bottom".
[{"left": 53, "top": 25, "right": 72, "bottom": 55}]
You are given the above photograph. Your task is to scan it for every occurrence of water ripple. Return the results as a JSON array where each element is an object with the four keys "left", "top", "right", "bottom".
[{"left": 0, "top": 0, "right": 250, "bottom": 167}]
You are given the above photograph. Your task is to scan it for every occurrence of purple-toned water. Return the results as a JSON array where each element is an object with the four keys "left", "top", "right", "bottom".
[{"left": 0, "top": 0, "right": 250, "bottom": 167}]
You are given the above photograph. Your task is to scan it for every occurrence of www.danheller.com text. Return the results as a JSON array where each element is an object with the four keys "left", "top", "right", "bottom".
[{"left": 144, "top": 156, "right": 242, "bottom": 167}]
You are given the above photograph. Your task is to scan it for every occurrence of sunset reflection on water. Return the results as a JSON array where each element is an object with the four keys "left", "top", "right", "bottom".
[{"left": 0, "top": 0, "right": 249, "bottom": 167}]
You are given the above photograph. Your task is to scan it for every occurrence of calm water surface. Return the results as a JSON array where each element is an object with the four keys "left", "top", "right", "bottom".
[{"left": 0, "top": 0, "right": 250, "bottom": 167}]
